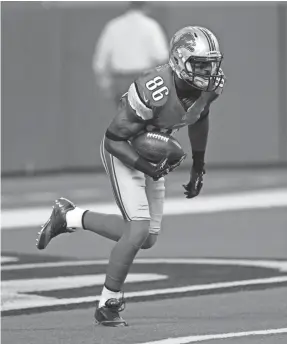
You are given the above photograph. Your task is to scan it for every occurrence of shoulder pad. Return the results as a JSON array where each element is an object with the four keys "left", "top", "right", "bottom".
[{"left": 127, "top": 83, "right": 153, "bottom": 121}]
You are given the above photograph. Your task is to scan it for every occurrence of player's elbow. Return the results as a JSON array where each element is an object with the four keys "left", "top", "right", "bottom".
[
  {"left": 104, "top": 136, "right": 117, "bottom": 155},
  {"left": 104, "top": 135, "right": 128, "bottom": 157}
]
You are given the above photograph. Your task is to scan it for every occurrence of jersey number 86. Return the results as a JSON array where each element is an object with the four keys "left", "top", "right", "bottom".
[{"left": 145, "top": 76, "right": 169, "bottom": 102}]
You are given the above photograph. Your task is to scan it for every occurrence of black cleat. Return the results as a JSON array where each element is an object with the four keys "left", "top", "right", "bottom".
[
  {"left": 36, "top": 197, "right": 76, "bottom": 250},
  {"left": 94, "top": 298, "right": 128, "bottom": 327}
]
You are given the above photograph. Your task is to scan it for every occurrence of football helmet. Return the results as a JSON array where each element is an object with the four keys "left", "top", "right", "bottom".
[{"left": 169, "top": 26, "right": 224, "bottom": 91}]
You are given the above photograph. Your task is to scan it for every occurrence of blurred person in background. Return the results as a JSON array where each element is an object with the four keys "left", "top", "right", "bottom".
[{"left": 92, "top": 1, "right": 169, "bottom": 105}]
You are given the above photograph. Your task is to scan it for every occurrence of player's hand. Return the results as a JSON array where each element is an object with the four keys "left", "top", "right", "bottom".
[
  {"left": 153, "top": 154, "right": 187, "bottom": 181},
  {"left": 182, "top": 167, "right": 205, "bottom": 198},
  {"left": 152, "top": 158, "right": 170, "bottom": 181}
]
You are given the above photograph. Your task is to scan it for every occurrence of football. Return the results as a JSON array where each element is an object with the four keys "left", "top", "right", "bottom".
[{"left": 131, "top": 131, "right": 185, "bottom": 163}]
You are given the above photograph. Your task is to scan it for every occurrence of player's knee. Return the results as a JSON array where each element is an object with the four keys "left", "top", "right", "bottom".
[
  {"left": 128, "top": 220, "right": 150, "bottom": 248},
  {"left": 141, "top": 233, "right": 158, "bottom": 249}
]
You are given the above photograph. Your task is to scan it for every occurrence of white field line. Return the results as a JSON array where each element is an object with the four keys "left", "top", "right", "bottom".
[
  {"left": 2, "top": 258, "right": 287, "bottom": 312},
  {"left": 2, "top": 274, "right": 168, "bottom": 292},
  {"left": 2, "top": 257, "right": 287, "bottom": 272},
  {"left": 1, "top": 273, "right": 167, "bottom": 311},
  {"left": 1, "top": 189, "right": 287, "bottom": 229},
  {"left": 2, "top": 276, "right": 287, "bottom": 311},
  {"left": 1, "top": 256, "right": 19, "bottom": 264},
  {"left": 135, "top": 328, "right": 287, "bottom": 344}
]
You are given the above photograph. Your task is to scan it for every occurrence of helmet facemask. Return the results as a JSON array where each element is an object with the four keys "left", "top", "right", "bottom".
[{"left": 183, "top": 54, "right": 223, "bottom": 91}]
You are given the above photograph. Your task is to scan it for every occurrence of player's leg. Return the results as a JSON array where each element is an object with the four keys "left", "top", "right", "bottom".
[
  {"left": 36, "top": 137, "right": 140, "bottom": 250},
  {"left": 36, "top": 138, "right": 161, "bottom": 326},
  {"left": 147, "top": 176, "right": 165, "bottom": 234},
  {"left": 36, "top": 197, "right": 131, "bottom": 250},
  {"left": 95, "top": 139, "right": 156, "bottom": 326},
  {"left": 96, "top": 172, "right": 166, "bottom": 326},
  {"left": 35, "top": 141, "right": 159, "bottom": 249},
  {"left": 36, "top": 198, "right": 158, "bottom": 250},
  {"left": 75, "top": 211, "right": 127, "bottom": 242},
  {"left": 103, "top": 219, "right": 149, "bottom": 290},
  {"left": 94, "top": 219, "right": 150, "bottom": 325},
  {"left": 141, "top": 175, "right": 166, "bottom": 248},
  {"left": 96, "top": 174, "right": 166, "bottom": 327},
  {"left": 67, "top": 205, "right": 158, "bottom": 248},
  {"left": 71, "top": 207, "right": 159, "bottom": 247}
]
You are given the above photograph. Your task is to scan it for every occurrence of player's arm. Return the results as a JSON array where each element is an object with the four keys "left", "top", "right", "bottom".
[
  {"left": 183, "top": 76, "right": 225, "bottom": 198},
  {"left": 104, "top": 95, "right": 146, "bottom": 168},
  {"left": 104, "top": 86, "right": 169, "bottom": 179},
  {"left": 187, "top": 73, "right": 225, "bottom": 170},
  {"left": 183, "top": 107, "right": 210, "bottom": 198},
  {"left": 188, "top": 107, "right": 210, "bottom": 172},
  {"left": 187, "top": 71, "right": 225, "bottom": 172}
]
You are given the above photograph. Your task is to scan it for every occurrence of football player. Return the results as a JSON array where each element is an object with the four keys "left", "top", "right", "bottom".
[{"left": 36, "top": 26, "right": 225, "bottom": 327}]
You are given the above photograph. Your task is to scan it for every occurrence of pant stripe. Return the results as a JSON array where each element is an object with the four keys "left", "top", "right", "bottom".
[
  {"left": 100, "top": 138, "right": 123, "bottom": 215},
  {"left": 110, "top": 154, "right": 131, "bottom": 221},
  {"left": 100, "top": 139, "right": 109, "bottom": 174},
  {"left": 100, "top": 138, "right": 131, "bottom": 221}
]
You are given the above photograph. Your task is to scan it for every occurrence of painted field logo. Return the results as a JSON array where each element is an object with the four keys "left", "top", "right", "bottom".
[{"left": 1, "top": 255, "right": 287, "bottom": 315}]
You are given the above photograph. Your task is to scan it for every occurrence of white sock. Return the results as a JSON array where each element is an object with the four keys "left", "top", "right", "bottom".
[
  {"left": 99, "top": 286, "right": 121, "bottom": 308},
  {"left": 66, "top": 207, "right": 87, "bottom": 229}
]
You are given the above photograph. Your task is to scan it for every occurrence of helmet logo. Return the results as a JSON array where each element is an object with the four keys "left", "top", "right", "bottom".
[
  {"left": 173, "top": 32, "right": 196, "bottom": 53},
  {"left": 177, "top": 50, "right": 183, "bottom": 58}
]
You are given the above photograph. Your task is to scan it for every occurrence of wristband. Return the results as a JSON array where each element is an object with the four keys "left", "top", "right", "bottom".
[{"left": 192, "top": 150, "right": 205, "bottom": 172}]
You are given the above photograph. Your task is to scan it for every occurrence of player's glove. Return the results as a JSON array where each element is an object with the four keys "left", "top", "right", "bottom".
[
  {"left": 153, "top": 154, "right": 187, "bottom": 181},
  {"left": 152, "top": 158, "right": 171, "bottom": 181},
  {"left": 134, "top": 156, "right": 170, "bottom": 181},
  {"left": 183, "top": 166, "right": 205, "bottom": 198}
]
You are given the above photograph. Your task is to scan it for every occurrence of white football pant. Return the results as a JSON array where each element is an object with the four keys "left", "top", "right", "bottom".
[{"left": 100, "top": 137, "right": 165, "bottom": 234}]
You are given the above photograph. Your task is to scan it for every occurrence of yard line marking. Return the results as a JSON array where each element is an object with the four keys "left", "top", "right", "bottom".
[
  {"left": 2, "top": 276, "right": 287, "bottom": 311},
  {"left": 2, "top": 257, "right": 287, "bottom": 272},
  {"left": 1, "top": 189, "right": 287, "bottom": 229},
  {"left": 1, "top": 256, "right": 19, "bottom": 264},
  {"left": 136, "top": 328, "right": 287, "bottom": 344}
]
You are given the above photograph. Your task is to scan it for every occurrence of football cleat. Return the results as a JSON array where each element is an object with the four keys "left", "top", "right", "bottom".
[
  {"left": 94, "top": 298, "right": 128, "bottom": 327},
  {"left": 36, "top": 197, "right": 76, "bottom": 250}
]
